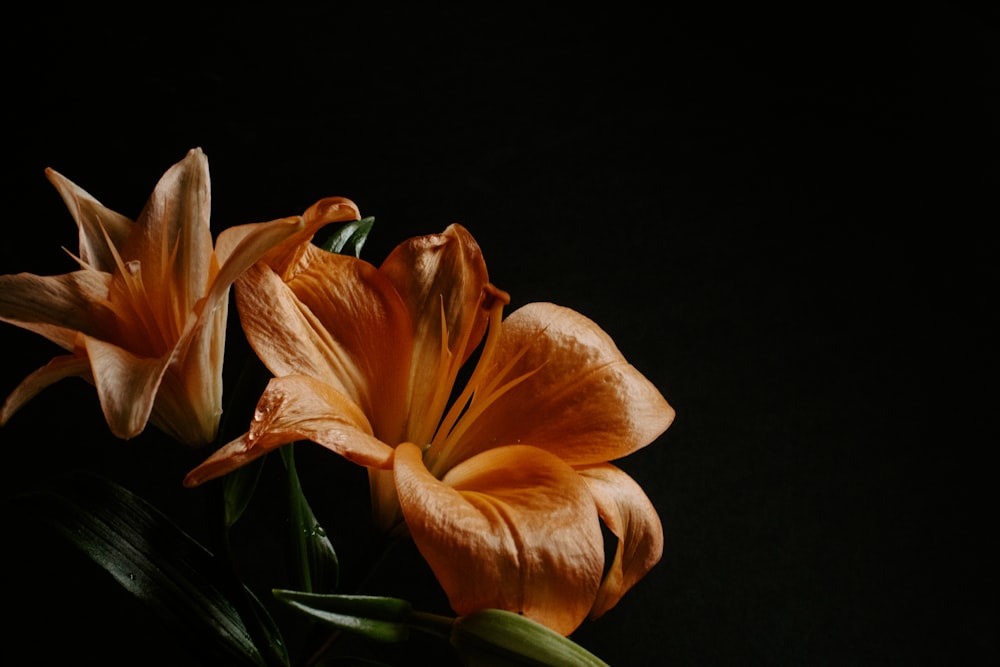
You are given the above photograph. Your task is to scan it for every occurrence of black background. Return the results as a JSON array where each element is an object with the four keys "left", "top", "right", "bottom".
[{"left": 1, "top": 3, "right": 994, "bottom": 665}]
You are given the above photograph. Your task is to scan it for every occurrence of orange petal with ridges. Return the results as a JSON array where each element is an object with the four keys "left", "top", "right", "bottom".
[
  {"left": 209, "top": 215, "right": 305, "bottom": 307},
  {"left": 126, "top": 147, "right": 213, "bottom": 323},
  {"left": 0, "top": 271, "right": 113, "bottom": 349},
  {"left": 393, "top": 442, "right": 604, "bottom": 636},
  {"left": 447, "top": 302, "right": 674, "bottom": 468},
  {"left": 44, "top": 168, "right": 134, "bottom": 274},
  {"left": 183, "top": 374, "right": 392, "bottom": 488},
  {"left": 378, "top": 224, "right": 495, "bottom": 445},
  {"left": 257, "top": 196, "right": 362, "bottom": 277},
  {"left": 236, "top": 247, "right": 412, "bottom": 443},
  {"left": 578, "top": 463, "right": 664, "bottom": 618},
  {"left": 84, "top": 336, "right": 171, "bottom": 440}
]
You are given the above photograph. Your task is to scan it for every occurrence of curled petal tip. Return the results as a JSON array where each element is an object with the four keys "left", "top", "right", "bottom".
[
  {"left": 181, "top": 431, "right": 258, "bottom": 487},
  {"left": 181, "top": 470, "right": 203, "bottom": 488},
  {"left": 484, "top": 283, "right": 510, "bottom": 309},
  {"left": 303, "top": 196, "right": 362, "bottom": 225}
]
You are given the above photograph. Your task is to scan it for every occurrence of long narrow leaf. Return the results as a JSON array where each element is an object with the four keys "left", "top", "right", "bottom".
[
  {"left": 223, "top": 455, "right": 268, "bottom": 528},
  {"left": 281, "top": 444, "right": 338, "bottom": 593},
  {"left": 451, "top": 609, "right": 610, "bottom": 666},
  {"left": 14, "top": 471, "right": 268, "bottom": 666},
  {"left": 273, "top": 590, "right": 414, "bottom": 643},
  {"left": 220, "top": 353, "right": 274, "bottom": 527}
]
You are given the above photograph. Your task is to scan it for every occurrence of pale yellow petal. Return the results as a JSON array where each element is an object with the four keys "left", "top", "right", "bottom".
[
  {"left": 378, "top": 224, "right": 496, "bottom": 445},
  {"left": 0, "top": 354, "right": 91, "bottom": 427},
  {"left": 578, "top": 463, "right": 664, "bottom": 619},
  {"left": 394, "top": 442, "right": 604, "bottom": 636},
  {"left": 83, "top": 336, "right": 171, "bottom": 440},
  {"left": 44, "top": 167, "right": 134, "bottom": 273},
  {"left": 245, "top": 374, "right": 392, "bottom": 467},
  {"left": 183, "top": 374, "right": 392, "bottom": 487},
  {"left": 236, "top": 248, "right": 412, "bottom": 444},
  {"left": 447, "top": 302, "right": 675, "bottom": 467},
  {"left": 0, "top": 271, "right": 114, "bottom": 349}
]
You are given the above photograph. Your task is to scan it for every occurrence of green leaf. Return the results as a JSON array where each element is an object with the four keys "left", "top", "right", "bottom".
[
  {"left": 281, "top": 444, "right": 339, "bottom": 593},
  {"left": 222, "top": 454, "right": 267, "bottom": 527},
  {"left": 319, "top": 216, "right": 375, "bottom": 257},
  {"left": 219, "top": 353, "right": 273, "bottom": 527},
  {"left": 14, "top": 471, "right": 270, "bottom": 666},
  {"left": 235, "top": 581, "right": 293, "bottom": 667},
  {"left": 451, "top": 609, "right": 609, "bottom": 667},
  {"left": 222, "top": 454, "right": 268, "bottom": 527},
  {"left": 272, "top": 591, "right": 415, "bottom": 643}
]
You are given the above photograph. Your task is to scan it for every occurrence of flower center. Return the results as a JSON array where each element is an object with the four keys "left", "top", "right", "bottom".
[{"left": 422, "top": 284, "right": 539, "bottom": 478}]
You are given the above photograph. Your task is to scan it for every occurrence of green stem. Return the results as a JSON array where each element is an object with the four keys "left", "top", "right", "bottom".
[{"left": 300, "top": 535, "right": 411, "bottom": 666}]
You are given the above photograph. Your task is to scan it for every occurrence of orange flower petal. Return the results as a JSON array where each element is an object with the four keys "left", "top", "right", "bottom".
[
  {"left": 378, "top": 224, "right": 496, "bottom": 445},
  {"left": 236, "top": 247, "right": 413, "bottom": 444},
  {"left": 161, "top": 302, "right": 228, "bottom": 446},
  {"left": 44, "top": 167, "right": 133, "bottom": 273},
  {"left": 252, "top": 196, "right": 362, "bottom": 277},
  {"left": 124, "top": 148, "right": 214, "bottom": 323},
  {"left": 182, "top": 432, "right": 260, "bottom": 488},
  {"left": 0, "top": 271, "right": 114, "bottom": 349},
  {"left": 0, "top": 354, "right": 90, "bottom": 428},
  {"left": 1, "top": 150, "right": 322, "bottom": 446},
  {"left": 577, "top": 463, "right": 664, "bottom": 618},
  {"left": 183, "top": 374, "right": 393, "bottom": 488},
  {"left": 393, "top": 442, "right": 604, "bottom": 636},
  {"left": 83, "top": 336, "right": 171, "bottom": 440},
  {"left": 447, "top": 302, "right": 675, "bottom": 468},
  {"left": 209, "top": 215, "right": 305, "bottom": 307},
  {"left": 154, "top": 214, "right": 315, "bottom": 446}
]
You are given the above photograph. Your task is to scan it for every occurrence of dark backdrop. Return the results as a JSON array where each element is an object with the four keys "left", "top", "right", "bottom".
[{"left": 1, "top": 3, "right": 994, "bottom": 665}]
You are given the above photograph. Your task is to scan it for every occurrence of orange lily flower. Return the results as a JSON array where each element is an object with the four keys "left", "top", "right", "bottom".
[
  {"left": 0, "top": 148, "right": 360, "bottom": 446},
  {"left": 184, "top": 221, "right": 674, "bottom": 634}
]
